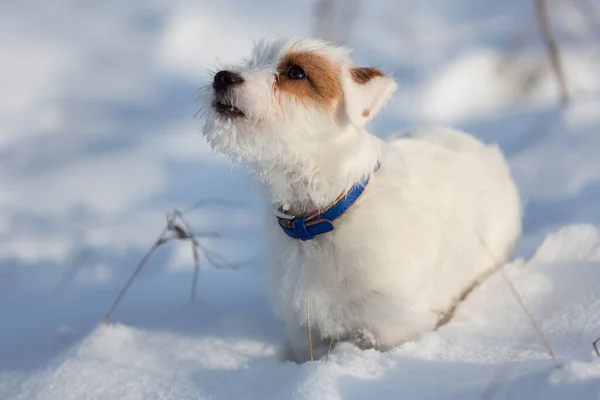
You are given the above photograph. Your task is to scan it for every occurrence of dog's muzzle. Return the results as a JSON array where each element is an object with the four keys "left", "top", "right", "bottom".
[
  {"left": 213, "top": 70, "right": 244, "bottom": 91},
  {"left": 212, "top": 70, "right": 245, "bottom": 118}
]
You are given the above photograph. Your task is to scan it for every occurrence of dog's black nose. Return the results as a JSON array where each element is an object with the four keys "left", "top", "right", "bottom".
[{"left": 213, "top": 70, "right": 244, "bottom": 91}]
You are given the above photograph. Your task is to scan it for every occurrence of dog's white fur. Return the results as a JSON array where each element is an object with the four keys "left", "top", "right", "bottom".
[{"left": 200, "top": 37, "right": 522, "bottom": 362}]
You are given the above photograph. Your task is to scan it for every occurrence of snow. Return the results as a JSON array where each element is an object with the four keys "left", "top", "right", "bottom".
[{"left": 1, "top": 0, "right": 600, "bottom": 399}]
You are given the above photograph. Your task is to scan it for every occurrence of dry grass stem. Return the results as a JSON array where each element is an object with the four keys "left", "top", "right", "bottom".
[
  {"left": 103, "top": 227, "right": 169, "bottom": 323},
  {"left": 168, "top": 210, "right": 202, "bottom": 303},
  {"left": 475, "top": 231, "right": 559, "bottom": 369},
  {"left": 191, "top": 238, "right": 200, "bottom": 303},
  {"left": 103, "top": 201, "right": 243, "bottom": 323},
  {"left": 185, "top": 199, "right": 246, "bottom": 213},
  {"left": 55, "top": 248, "right": 94, "bottom": 294},
  {"left": 326, "top": 324, "right": 343, "bottom": 364},
  {"left": 499, "top": 269, "right": 559, "bottom": 368},
  {"left": 306, "top": 294, "right": 314, "bottom": 362},
  {"left": 479, "top": 361, "right": 515, "bottom": 400}
]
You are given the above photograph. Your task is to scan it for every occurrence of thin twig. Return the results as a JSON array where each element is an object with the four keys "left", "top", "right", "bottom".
[
  {"left": 479, "top": 361, "right": 515, "bottom": 400},
  {"left": 55, "top": 249, "right": 94, "bottom": 294},
  {"left": 196, "top": 240, "right": 245, "bottom": 269},
  {"left": 326, "top": 324, "right": 343, "bottom": 364},
  {"left": 499, "top": 270, "right": 559, "bottom": 368},
  {"left": 171, "top": 210, "right": 199, "bottom": 245},
  {"left": 535, "top": 0, "right": 570, "bottom": 106},
  {"left": 475, "top": 232, "right": 559, "bottom": 369},
  {"left": 178, "top": 210, "right": 248, "bottom": 270},
  {"left": 306, "top": 294, "right": 314, "bottom": 362},
  {"left": 193, "top": 231, "right": 221, "bottom": 238},
  {"left": 103, "top": 227, "right": 171, "bottom": 323},
  {"left": 191, "top": 240, "right": 200, "bottom": 303},
  {"left": 169, "top": 211, "right": 201, "bottom": 302},
  {"left": 103, "top": 200, "right": 246, "bottom": 322},
  {"left": 435, "top": 263, "right": 502, "bottom": 330},
  {"left": 185, "top": 199, "right": 246, "bottom": 213}
]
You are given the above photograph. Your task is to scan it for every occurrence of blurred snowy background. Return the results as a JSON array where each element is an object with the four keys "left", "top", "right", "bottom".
[{"left": 1, "top": 0, "right": 600, "bottom": 399}]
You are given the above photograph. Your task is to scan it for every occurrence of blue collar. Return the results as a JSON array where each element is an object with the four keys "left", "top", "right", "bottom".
[{"left": 276, "top": 162, "right": 379, "bottom": 241}]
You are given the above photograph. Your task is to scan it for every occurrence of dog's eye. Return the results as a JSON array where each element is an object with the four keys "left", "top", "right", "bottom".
[{"left": 286, "top": 65, "right": 306, "bottom": 80}]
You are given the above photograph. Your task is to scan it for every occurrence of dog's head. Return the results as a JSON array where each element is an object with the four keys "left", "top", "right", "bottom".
[{"left": 199, "top": 37, "right": 397, "bottom": 166}]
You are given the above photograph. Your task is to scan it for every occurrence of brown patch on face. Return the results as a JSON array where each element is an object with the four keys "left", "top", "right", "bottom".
[
  {"left": 275, "top": 51, "right": 342, "bottom": 110},
  {"left": 350, "top": 67, "right": 384, "bottom": 85},
  {"left": 362, "top": 109, "right": 370, "bottom": 118}
]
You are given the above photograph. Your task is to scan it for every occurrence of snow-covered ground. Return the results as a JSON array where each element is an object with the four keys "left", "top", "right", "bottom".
[{"left": 2, "top": 1, "right": 600, "bottom": 399}]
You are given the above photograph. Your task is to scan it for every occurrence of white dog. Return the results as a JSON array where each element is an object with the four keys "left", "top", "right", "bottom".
[{"left": 200, "top": 37, "right": 522, "bottom": 362}]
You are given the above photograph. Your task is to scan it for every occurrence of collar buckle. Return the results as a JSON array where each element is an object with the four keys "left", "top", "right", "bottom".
[{"left": 275, "top": 161, "right": 380, "bottom": 241}]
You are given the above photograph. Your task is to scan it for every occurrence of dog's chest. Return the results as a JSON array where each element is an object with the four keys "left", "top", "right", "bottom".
[
  {"left": 272, "top": 230, "right": 382, "bottom": 325},
  {"left": 285, "top": 239, "right": 349, "bottom": 288}
]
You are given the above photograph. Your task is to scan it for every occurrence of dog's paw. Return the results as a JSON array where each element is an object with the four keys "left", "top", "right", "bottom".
[{"left": 350, "top": 329, "right": 377, "bottom": 350}]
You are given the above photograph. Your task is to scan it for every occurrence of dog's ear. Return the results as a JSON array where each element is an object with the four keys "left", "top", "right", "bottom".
[{"left": 342, "top": 66, "right": 397, "bottom": 127}]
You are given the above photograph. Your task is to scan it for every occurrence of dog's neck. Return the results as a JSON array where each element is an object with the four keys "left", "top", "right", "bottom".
[{"left": 256, "top": 126, "right": 382, "bottom": 216}]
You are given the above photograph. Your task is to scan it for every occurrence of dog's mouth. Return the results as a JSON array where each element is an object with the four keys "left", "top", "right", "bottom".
[{"left": 212, "top": 101, "right": 245, "bottom": 118}]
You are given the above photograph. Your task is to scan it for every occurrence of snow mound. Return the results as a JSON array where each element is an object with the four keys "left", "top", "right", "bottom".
[{"left": 3, "top": 224, "right": 600, "bottom": 399}]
